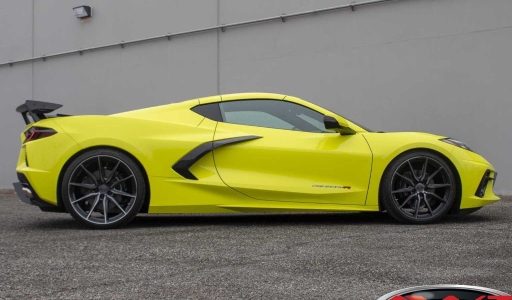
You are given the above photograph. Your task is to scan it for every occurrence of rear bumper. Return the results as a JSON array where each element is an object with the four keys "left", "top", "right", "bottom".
[
  {"left": 12, "top": 173, "right": 65, "bottom": 213},
  {"left": 13, "top": 182, "right": 33, "bottom": 205}
]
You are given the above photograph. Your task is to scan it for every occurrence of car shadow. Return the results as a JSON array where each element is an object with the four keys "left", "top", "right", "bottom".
[
  {"left": 24, "top": 211, "right": 497, "bottom": 231},
  {"left": 127, "top": 212, "right": 393, "bottom": 228},
  {"left": 126, "top": 212, "right": 496, "bottom": 228}
]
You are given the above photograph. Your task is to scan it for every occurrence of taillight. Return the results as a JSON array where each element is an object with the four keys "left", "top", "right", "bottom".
[{"left": 23, "top": 127, "right": 57, "bottom": 144}]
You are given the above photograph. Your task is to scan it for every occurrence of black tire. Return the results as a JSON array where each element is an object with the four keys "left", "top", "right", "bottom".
[
  {"left": 62, "top": 148, "right": 146, "bottom": 229},
  {"left": 380, "top": 151, "right": 457, "bottom": 224}
]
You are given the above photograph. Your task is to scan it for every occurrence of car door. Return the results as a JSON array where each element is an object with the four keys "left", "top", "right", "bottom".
[{"left": 211, "top": 99, "right": 373, "bottom": 205}]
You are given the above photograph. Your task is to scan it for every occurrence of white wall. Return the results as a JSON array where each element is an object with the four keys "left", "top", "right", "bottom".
[{"left": 1, "top": 0, "right": 511, "bottom": 194}]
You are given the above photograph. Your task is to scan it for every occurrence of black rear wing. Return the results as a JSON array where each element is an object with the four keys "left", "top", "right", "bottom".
[{"left": 16, "top": 100, "right": 63, "bottom": 125}]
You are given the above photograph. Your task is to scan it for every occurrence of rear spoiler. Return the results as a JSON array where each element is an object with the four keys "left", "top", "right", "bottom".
[{"left": 16, "top": 100, "right": 64, "bottom": 125}]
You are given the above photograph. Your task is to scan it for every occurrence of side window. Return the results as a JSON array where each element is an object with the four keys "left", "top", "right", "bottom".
[
  {"left": 223, "top": 110, "right": 294, "bottom": 130},
  {"left": 191, "top": 103, "right": 222, "bottom": 121},
  {"left": 219, "top": 100, "right": 330, "bottom": 132}
]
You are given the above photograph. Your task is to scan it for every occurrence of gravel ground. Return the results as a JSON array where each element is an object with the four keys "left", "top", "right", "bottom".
[{"left": 0, "top": 192, "right": 511, "bottom": 299}]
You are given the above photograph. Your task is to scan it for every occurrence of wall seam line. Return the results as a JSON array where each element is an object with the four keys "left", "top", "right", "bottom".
[
  {"left": 216, "top": 0, "right": 221, "bottom": 95},
  {"left": 31, "top": 0, "right": 34, "bottom": 99}
]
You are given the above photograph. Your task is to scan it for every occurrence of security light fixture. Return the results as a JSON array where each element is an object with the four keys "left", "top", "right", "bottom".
[{"left": 73, "top": 5, "right": 92, "bottom": 19}]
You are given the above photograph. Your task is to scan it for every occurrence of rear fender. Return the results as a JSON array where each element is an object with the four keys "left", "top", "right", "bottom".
[{"left": 16, "top": 119, "right": 81, "bottom": 205}]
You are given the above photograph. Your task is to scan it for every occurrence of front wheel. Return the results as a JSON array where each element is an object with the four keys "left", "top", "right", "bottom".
[
  {"left": 62, "top": 148, "right": 146, "bottom": 229},
  {"left": 380, "top": 151, "right": 457, "bottom": 224}
]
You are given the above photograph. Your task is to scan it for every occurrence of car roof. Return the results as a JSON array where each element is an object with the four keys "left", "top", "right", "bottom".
[
  {"left": 221, "top": 92, "right": 287, "bottom": 101},
  {"left": 198, "top": 92, "right": 287, "bottom": 104}
]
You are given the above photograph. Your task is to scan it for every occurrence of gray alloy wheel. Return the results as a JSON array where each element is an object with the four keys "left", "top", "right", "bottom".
[
  {"left": 62, "top": 148, "right": 145, "bottom": 229},
  {"left": 381, "top": 151, "right": 457, "bottom": 224}
]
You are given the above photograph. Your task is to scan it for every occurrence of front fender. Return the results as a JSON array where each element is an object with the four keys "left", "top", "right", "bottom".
[{"left": 363, "top": 132, "right": 459, "bottom": 207}]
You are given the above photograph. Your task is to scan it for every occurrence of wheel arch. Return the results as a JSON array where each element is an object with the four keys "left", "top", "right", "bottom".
[
  {"left": 57, "top": 145, "right": 151, "bottom": 214},
  {"left": 378, "top": 148, "right": 462, "bottom": 214}
]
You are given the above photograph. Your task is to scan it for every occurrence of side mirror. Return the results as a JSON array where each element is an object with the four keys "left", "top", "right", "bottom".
[{"left": 324, "top": 115, "right": 356, "bottom": 135}]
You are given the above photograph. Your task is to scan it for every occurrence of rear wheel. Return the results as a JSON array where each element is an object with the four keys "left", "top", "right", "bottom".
[
  {"left": 381, "top": 151, "right": 457, "bottom": 224},
  {"left": 62, "top": 148, "right": 145, "bottom": 229}
]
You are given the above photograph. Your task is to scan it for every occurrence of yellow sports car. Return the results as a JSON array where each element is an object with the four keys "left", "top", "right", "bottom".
[{"left": 13, "top": 93, "right": 499, "bottom": 228}]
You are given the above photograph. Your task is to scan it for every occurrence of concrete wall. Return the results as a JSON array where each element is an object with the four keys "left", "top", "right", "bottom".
[{"left": 1, "top": 0, "right": 511, "bottom": 194}]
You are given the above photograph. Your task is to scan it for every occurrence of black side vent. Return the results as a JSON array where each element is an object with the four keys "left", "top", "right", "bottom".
[{"left": 475, "top": 170, "right": 497, "bottom": 197}]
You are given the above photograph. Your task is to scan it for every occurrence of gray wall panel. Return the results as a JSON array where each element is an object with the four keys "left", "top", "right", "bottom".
[
  {"left": 0, "top": 0, "right": 511, "bottom": 195},
  {"left": 33, "top": 0, "right": 217, "bottom": 56},
  {"left": 166, "top": 33, "right": 218, "bottom": 100},
  {"left": 219, "top": 0, "right": 512, "bottom": 194},
  {"left": 0, "top": 65, "right": 33, "bottom": 188},
  {"left": 33, "top": 39, "right": 171, "bottom": 115},
  {"left": 32, "top": 33, "right": 217, "bottom": 115},
  {"left": 431, "top": 0, "right": 512, "bottom": 36},
  {"left": 220, "top": 0, "right": 350, "bottom": 23},
  {"left": 0, "top": 0, "right": 32, "bottom": 60},
  {"left": 0, "top": 0, "right": 33, "bottom": 188}
]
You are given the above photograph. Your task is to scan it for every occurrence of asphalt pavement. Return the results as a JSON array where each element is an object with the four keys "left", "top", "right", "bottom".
[{"left": 1, "top": 191, "right": 511, "bottom": 299}]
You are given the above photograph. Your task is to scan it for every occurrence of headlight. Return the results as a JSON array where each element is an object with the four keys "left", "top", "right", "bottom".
[{"left": 440, "top": 137, "right": 472, "bottom": 151}]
